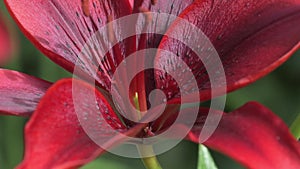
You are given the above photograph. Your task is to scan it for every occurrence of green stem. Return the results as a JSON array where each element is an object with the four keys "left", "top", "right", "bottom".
[
  {"left": 290, "top": 113, "right": 300, "bottom": 140},
  {"left": 138, "top": 145, "right": 163, "bottom": 169},
  {"left": 133, "top": 93, "right": 163, "bottom": 169}
]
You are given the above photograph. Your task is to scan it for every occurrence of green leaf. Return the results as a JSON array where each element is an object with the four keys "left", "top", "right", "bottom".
[
  {"left": 198, "top": 144, "right": 218, "bottom": 169},
  {"left": 290, "top": 113, "right": 300, "bottom": 140}
]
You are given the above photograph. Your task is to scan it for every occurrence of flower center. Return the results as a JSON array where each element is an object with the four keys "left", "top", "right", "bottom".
[{"left": 133, "top": 91, "right": 155, "bottom": 137}]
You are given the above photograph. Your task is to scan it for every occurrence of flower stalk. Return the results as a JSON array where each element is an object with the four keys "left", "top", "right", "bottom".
[
  {"left": 133, "top": 92, "right": 163, "bottom": 169},
  {"left": 139, "top": 145, "right": 163, "bottom": 169}
]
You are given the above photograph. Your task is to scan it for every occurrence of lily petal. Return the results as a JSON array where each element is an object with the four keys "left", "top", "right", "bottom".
[
  {"left": 185, "top": 102, "right": 300, "bottom": 169},
  {"left": 132, "top": 0, "right": 195, "bottom": 98},
  {"left": 17, "top": 78, "right": 143, "bottom": 169},
  {"left": 5, "top": 0, "right": 132, "bottom": 90},
  {"left": 0, "top": 69, "right": 51, "bottom": 116},
  {"left": 0, "top": 13, "right": 13, "bottom": 65},
  {"left": 155, "top": 0, "right": 300, "bottom": 102}
]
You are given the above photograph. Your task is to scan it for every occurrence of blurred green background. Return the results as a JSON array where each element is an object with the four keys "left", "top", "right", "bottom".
[{"left": 0, "top": 2, "right": 299, "bottom": 169}]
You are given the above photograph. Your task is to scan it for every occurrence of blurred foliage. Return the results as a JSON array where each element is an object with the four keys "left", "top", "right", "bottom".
[
  {"left": 290, "top": 113, "right": 300, "bottom": 139},
  {"left": 0, "top": 1, "right": 299, "bottom": 169}
]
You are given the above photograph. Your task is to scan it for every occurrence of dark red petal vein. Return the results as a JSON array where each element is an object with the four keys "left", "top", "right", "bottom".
[
  {"left": 185, "top": 102, "right": 300, "bottom": 169},
  {"left": 16, "top": 78, "right": 144, "bottom": 169},
  {"left": 0, "top": 69, "right": 51, "bottom": 116},
  {"left": 155, "top": 0, "right": 300, "bottom": 103}
]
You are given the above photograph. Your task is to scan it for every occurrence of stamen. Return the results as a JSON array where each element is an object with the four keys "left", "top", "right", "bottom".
[
  {"left": 132, "top": 7, "right": 152, "bottom": 115},
  {"left": 107, "top": 15, "right": 117, "bottom": 43},
  {"left": 82, "top": 0, "right": 90, "bottom": 17},
  {"left": 139, "top": 7, "right": 153, "bottom": 24},
  {"left": 151, "top": 0, "right": 158, "bottom": 5},
  {"left": 133, "top": 92, "right": 142, "bottom": 120},
  {"left": 144, "top": 127, "right": 155, "bottom": 136},
  {"left": 134, "top": 92, "right": 141, "bottom": 112}
]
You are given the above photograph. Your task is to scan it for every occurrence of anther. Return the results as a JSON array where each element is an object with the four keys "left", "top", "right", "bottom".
[
  {"left": 151, "top": 0, "right": 158, "bottom": 5},
  {"left": 139, "top": 7, "right": 153, "bottom": 24},
  {"left": 144, "top": 127, "right": 155, "bottom": 137},
  {"left": 82, "top": 0, "right": 90, "bottom": 17},
  {"left": 107, "top": 15, "right": 116, "bottom": 43}
]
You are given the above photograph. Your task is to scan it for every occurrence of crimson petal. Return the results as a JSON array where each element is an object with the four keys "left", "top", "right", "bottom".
[
  {"left": 0, "top": 69, "right": 51, "bottom": 116},
  {"left": 5, "top": 0, "right": 132, "bottom": 90},
  {"left": 185, "top": 102, "right": 300, "bottom": 169},
  {"left": 17, "top": 78, "right": 144, "bottom": 169},
  {"left": 0, "top": 12, "right": 13, "bottom": 65},
  {"left": 155, "top": 0, "right": 300, "bottom": 102},
  {"left": 133, "top": 0, "right": 195, "bottom": 35},
  {"left": 132, "top": 0, "right": 196, "bottom": 98}
]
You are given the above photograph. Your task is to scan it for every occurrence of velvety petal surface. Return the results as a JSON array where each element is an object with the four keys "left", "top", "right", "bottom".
[
  {"left": 185, "top": 102, "right": 300, "bottom": 169},
  {"left": 133, "top": 0, "right": 195, "bottom": 41},
  {"left": 0, "top": 69, "right": 51, "bottom": 116},
  {"left": 0, "top": 13, "right": 12, "bottom": 65},
  {"left": 134, "top": 0, "right": 195, "bottom": 14},
  {"left": 5, "top": 0, "right": 133, "bottom": 90},
  {"left": 133, "top": 0, "right": 195, "bottom": 34},
  {"left": 155, "top": 0, "right": 300, "bottom": 102},
  {"left": 17, "top": 78, "right": 144, "bottom": 169}
]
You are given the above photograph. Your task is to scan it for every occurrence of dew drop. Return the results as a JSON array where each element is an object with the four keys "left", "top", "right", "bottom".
[
  {"left": 116, "top": 123, "right": 122, "bottom": 129},
  {"left": 95, "top": 101, "right": 100, "bottom": 109},
  {"left": 106, "top": 116, "right": 111, "bottom": 120}
]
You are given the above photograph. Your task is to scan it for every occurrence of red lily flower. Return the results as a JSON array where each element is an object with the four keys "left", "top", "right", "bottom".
[
  {"left": 0, "top": 12, "right": 13, "bottom": 65},
  {"left": 0, "top": 0, "right": 300, "bottom": 169}
]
